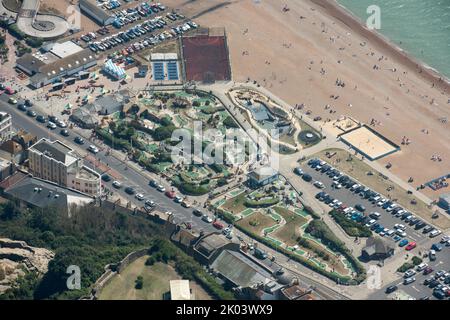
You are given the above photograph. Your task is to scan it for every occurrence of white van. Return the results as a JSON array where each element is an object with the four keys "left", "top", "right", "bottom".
[{"left": 430, "top": 229, "right": 442, "bottom": 238}]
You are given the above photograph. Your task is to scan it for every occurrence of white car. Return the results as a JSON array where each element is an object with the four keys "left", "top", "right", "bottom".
[
  {"left": 313, "top": 181, "right": 325, "bottom": 189},
  {"left": 365, "top": 219, "right": 376, "bottom": 227},
  {"left": 440, "top": 235, "right": 450, "bottom": 244},
  {"left": 350, "top": 184, "right": 361, "bottom": 191},
  {"left": 88, "top": 145, "right": 99, "bottom": 154},
  {"left": 157, "top": 185, "right": 166, "bottom": 192},
  {"left": 135, "top": 193, "right": 145, "bottom": 201},
  {"left": 403, "top": 277, "right": 415, "bottom": 285},
  {"left": 202, "top": 215, "right": 213, "bottom": 223},
  {"left": 416, "top": 263, "right": 428, "bottom": 272},
  {"left": 332, "top": 181, "right": 342, "bottom": 189},
  {"left": 47, "top": 121, "right": 57, "bottom": 129},
  {"left": 112, "top": 181, "right": 122, "bottom": 188},
  {"left": 145, "top": 200, "right": 155, "bottom": 207},
  {"left": 396, "top": 229, "right": 407, "bottom": 237},
  {"left": 404, "top": 269, "right": 416, "bottom": 278},
  {"left": 174, "top": 195, "right": 183, "bottom": 203},
  {"left": 377, "top": 199, "right": 387, "bottom": 207},
  {"left": 429, "top": 229, "right": 442, "bottom": 238},
  {"left": 57, "top": 120, "right": 67, "bottom": 128}
]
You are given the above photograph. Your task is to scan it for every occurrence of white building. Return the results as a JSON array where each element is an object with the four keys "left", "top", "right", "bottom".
[
  {"left": 169, "top": 280, "right": 192, "bottom": 300},
  {"left": 0, "top": 112, "right": 12, "bottom": 143},
  {"left": 28, "top": 138, "right": 101, "bottom": 196}
]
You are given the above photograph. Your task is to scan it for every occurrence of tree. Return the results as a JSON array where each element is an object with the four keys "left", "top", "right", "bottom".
[{"left": 135, "top": 276, "right": 143, "bottom": 289}]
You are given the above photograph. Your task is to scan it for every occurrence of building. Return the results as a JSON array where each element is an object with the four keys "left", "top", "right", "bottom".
[
  {"left": 192, "top": 232, "right": 240, "bottom": 265},
  {"left": 438, "top": 193, "right": 450, "bottom": 211},
  {"left": 0, "top": 156, "right": 16, "bottom": 182},
  {"left": 0, "top": 171, "right": 93, "bottom": 212},
  {"left": 247, "top": 167, "right": 279, "bottom": 189},
  {"left": 279, "top": 284, "right": 314, "bottom": 300},
  {"left": 169, "top": 280, "right": 192, "bottom": 300},
  {"left": 24, "top": 49, "right": 97, "bottom": 89},
  {"left": 28, "top": 138, "right": 101, "bottom": 196},
  {"left": 361, "top": 237, "right": 395, "bottom": 261},
  {"left": 102, "top": 59, "right": 126, "bottom": 80},
  {"left": 150, "top": 53, "right": 180, "bottom": 81},
  {"left": 49, "top": 41, "right": 85, "bottom": 59},
  {"left": 210, "top": 249, "right": 284, "bottom": 299},
  {"left": 0, "top": 112, "right": 13, "bottom": 143},
  {"left": 137, "top": 65, "right": 149, "bottom": 78},
  {"left": 71, "top": 91, "right": 130, "bottom": 128},
  {"left": 79, "top": 0, "right": 115, "bottom": 26}
]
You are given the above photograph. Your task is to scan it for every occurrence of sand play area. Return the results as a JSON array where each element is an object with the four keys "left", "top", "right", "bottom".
[
  {"left": 340, "top": 126, "right": 399, "bottom": 160},
  {"left": 164, "top": 0, "right": 450, "bottom": 197}
]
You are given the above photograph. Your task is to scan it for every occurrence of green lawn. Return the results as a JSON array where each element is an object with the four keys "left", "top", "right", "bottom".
[{"left": 99, "top": 257, "right": 212, "bottom": 300}]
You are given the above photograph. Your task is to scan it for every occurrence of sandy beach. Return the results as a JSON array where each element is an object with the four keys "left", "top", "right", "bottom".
[{"left": 163, "top": 0, "right": 450, "bottom": 198}]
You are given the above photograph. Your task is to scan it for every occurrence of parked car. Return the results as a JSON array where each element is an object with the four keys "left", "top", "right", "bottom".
[
  {"left": 145, "top": 200, "right": 155, "bottom": 207},
  {"left": 403, "top": 277, "right": 416, "bottom": 285},
  {"left": 74, "top": 137, "right": 85, "bottom": 144},
  {"left": 101, "top": 174, "right": 111, "bottom": 182},
  {"left": 60, "top": 129, "right": 70, "bottom": 136},
  {"left": 112, "top": 181, "right": 122, "bottom": 188},
  {"left": 202, "top": 215, "right": 213, "bottom": 223},
  {"left": 405, "top": 242, "right": 417, "bottom": 251},
  {"left": 36, "top": 115, "right": 46, "bottom": 123},
  {"left": 125, "top": 186, "right": 135, "bottom": 195},
  {"left": 193, "top": 209, "right": 203, "bottom": 217},
  {"left": 399, "top": 239, "right": 409, "bottom": 247},
  {"left": 26, "top": 110, "right": 36, "bottom": 117},
  {"left": 385, "top": 285, "right": 398, "bottom": 294},
  {"left": 135, "top": 193, "right": 145, "bottom": 201},
  {"left": 88, "top": 145, "right": 99, "bottom": 154},
  {"left": 47, "top": 122, "right": 57, "bottom": 129}
]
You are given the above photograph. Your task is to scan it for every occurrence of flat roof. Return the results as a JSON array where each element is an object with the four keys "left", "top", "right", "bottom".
[
  {"left": 50, "top": 41, "right": 84, "bottom": 59},
  {"left": 29, "top": 138, "right": 77, "bottom": 166},
  {"left": 170, "top": 280, "right": 191, "bottom": 300},
  {"left": 151, "top": 53, "right": 178, "bottom": 61}
]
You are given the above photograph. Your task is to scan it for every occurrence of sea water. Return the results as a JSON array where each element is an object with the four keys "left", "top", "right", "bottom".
[{"left": 337, "top": 0, "right": 450, "bottom": 80}]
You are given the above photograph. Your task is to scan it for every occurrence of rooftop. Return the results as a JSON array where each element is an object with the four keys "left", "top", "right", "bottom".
[
  {"left": 195, "top": 233, "right": 230, "bottom": 257},
  {"left": 1, "top": 172, "right": 93, "bottom": 210},
  {"left": 169, "top": 280, "right": 191, "bottom": 300},
  {"left": 211, "top": 250, "right": 275, "bottom": 288},
  {"left": 29, "top": 138, "right": 77, "bottom": 166},
  {"left": 50, "top": 41, "right": 84, "bottom": 59},
  {"left": 248, "top": 166, "right": 279, "bottom": 182}
]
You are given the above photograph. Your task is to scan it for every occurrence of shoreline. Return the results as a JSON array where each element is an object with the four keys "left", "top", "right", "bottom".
[{"left": 311, "top": 0, "right": 450, "bottom": 94}]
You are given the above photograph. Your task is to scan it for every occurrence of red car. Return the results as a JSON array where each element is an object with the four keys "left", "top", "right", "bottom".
[
  {"left": 165, "top": 190, "right": 176, "bottom": 199},
  {"left": 212, "top": 221, "right": 224, "bottom": 230},
  {"left": 405, "top": 242, "right": 417, "bottom": 251},
  {"left": 4, "top": 87, "right": 15, "bottom": 95}
]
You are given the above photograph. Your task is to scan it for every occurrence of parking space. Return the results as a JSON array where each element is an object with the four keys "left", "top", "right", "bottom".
[
  {"left": 78, "top": 2, "right": 198, "bottom": 57},
  {"left": 372, "top": 237, "right": 450, "bottom": 300},
  {"left": 295, "top": 158, "right": 443, "bottom": 252}
]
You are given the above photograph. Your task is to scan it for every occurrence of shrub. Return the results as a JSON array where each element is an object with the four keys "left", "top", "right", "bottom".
[
  {"left": 411, "top": 256, "right": 422, "bottom": 266},
  {"left": 244, "top": 197, "right": 279, "bottom": 208},
  {"left": 135, "top": 276, "right": 143, "bottom": 289},
  {"left": 397, "top": 262, "right": 414, "bottom": 273},
  {"left": 145, "top": 256, "right": 156, "bottom": 266},
  {"left": 329, "top": 210, "right": 372, "bottom": 237}
]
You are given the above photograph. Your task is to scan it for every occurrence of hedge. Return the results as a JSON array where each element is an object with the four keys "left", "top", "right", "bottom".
[
  {"left": 95, "top": 128, "right": 131, "bottom": 151},
  {"left": 306, "top": 220, "right": 366, "bottom": 283},
  {"left": 244, "top": 198, "right": 280, "bottom": 208},
  {"left": 329, "top": 210, "right": 372, "bottom": 237}
]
